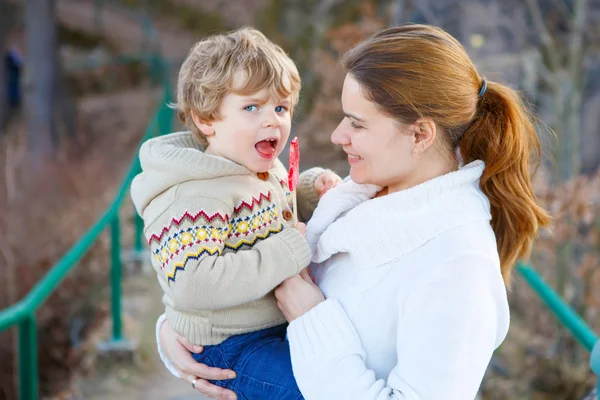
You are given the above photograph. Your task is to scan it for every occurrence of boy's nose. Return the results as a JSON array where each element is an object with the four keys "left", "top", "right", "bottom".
[{"left": 262, "top": 112, "right": 280, "bottom": 129}]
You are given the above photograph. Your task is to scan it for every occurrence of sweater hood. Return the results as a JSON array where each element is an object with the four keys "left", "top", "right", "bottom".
[{"left": 130, "top": 131, "right": 253, "bottom": 215}]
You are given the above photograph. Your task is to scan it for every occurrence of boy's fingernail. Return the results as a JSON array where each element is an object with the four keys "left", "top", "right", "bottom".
[
  {"left": 193, "top": 345, "right": 201, "bottom": 352},
  {"left": 229, "top": 372, "right": 236, "bottom": 379}
]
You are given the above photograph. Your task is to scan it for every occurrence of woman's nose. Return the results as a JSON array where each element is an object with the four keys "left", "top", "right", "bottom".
[{"left": 331, "top": 122, "right": 350, "bottom": 145}]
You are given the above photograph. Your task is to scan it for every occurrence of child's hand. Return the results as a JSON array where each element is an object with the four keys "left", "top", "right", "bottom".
[
  {"left": 314, "top": 171, "right": 343, "bottom": 198},
  {"left": 294, "top": 222, "right": 307, "bottom": 237}
]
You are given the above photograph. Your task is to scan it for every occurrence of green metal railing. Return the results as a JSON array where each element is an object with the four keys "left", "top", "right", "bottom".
[
  {"left": 0, "top": 64, "right": 172, "bottom": 399},
  {"left": 1, "top": 2, "right": 599, "bottom": 398},
  {"left": 0, "top": 3, "right": 173, "bottom": 398},
  {"left": 517, "top": 263, "right": 600, "bottom": 395}
]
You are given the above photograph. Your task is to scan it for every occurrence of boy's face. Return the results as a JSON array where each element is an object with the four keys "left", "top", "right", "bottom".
[{"left": 198, "top": 87, "right": 292, "bottom": 173}]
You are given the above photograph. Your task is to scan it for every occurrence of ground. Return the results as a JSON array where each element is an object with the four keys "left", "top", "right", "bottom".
[{"left": 71, "top": 259, "right": 209, "bottom": 400}]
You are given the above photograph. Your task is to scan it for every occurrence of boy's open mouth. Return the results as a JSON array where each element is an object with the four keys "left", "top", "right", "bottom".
[{"left": 255, "top": 138, "right": 278, "bottom": 159}]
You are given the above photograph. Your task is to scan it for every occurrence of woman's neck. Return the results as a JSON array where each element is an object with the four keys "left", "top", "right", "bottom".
[{"left": 384, "top": 155, "right": 458, "bottom": 195}]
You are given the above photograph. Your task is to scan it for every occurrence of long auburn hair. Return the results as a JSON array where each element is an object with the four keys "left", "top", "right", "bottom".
[{"left": 343, "top": 24, "right": 550, "bottom": 283}]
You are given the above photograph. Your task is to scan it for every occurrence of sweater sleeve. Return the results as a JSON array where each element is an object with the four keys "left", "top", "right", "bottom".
[
  {"left": 287, "top": 255, "right": 505, "bottom": 400},
  {"left": 297, "top": 167, "right": 335, "bottom": 222},
  {"left": 148, "top": 196, "right": 311, "bottom": 312}
]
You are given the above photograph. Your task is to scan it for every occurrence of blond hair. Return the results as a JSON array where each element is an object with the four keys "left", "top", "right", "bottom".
[
  {"left": 172, "top": 27, "right": 301, "bottom": 146},
  {"left": 343, "top": 24, "right": 550, "bottom": 283}
]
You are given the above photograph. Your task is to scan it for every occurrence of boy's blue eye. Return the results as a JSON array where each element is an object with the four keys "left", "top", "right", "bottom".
[
  {"left": 244, "top": 105, "right": 259, "bottom": 112},
  {"left": 275, "top": 105, "right": 287, "bottom": 113}
]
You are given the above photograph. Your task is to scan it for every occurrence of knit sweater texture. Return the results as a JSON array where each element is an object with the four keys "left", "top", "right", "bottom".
[
  {"left": 131, "top": 131, "right": 324, "bottom": 345},
  {"left": 287, "top": 160, "right": 510, "bottom": 400}
]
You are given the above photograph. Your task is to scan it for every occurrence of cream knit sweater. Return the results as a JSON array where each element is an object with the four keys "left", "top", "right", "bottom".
[{"left": 131, "top": 131, "right": 325, "bottom": 345}]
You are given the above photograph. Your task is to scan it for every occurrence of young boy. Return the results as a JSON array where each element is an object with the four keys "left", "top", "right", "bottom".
[{"left": 131, "top": 28, "right": 340, "bottom": 399}]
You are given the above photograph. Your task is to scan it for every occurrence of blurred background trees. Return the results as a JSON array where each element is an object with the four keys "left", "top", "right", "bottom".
[{"left": 0, "top": 0, "right": 599, "bottom": 398}]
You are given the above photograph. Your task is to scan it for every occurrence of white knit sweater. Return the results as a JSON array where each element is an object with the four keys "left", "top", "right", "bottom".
[
  {"left": 158, "top": 160, "right": 510, "bottom": 399},
  {"left": 287, "top": 160, "right": 509, "bottom": 400}
]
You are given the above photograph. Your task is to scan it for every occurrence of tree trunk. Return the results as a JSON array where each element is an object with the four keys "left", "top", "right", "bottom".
[
  {"left": 567, "top": 0, "right": 588, "bottom": 177},
  {"left": 0, "top": 0, "right": 7, "bottom": 132},
  {"left": 55, "top": 60, "right": 77, "bottom": 141},
  {"left": 25, "top": 0, "right": 58, "bottom": 170}
]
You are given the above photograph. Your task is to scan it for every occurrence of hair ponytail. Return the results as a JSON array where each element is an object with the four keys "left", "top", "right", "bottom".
[
  {"left": 343, "top": 24, "right": 550, "bottom": 283},
  {"left": 460, "top": 81, "right": 550, "bottom": 282}
]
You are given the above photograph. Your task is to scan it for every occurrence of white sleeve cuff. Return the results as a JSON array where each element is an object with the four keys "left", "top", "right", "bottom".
[
  {"left": 287, "top": 299, "right": 365, "bottom": 366},
  {"left": 156, "top": 313, "right": 181, "bottom": 378}
]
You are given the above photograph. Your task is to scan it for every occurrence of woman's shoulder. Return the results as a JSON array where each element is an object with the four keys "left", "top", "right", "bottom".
[{"left": 390, "top": 220, "right": 502, "bottom": 287}]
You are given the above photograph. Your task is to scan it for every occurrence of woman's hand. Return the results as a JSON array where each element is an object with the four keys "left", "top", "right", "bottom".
[
  {"left": 159, "top": 319, "right": 237, "bottom": 399},
  {"left": 275, "top": 269, "right": 326, "bottom": 322},
  {"left": 314, "top": 171, "right": 343, "bottom": 198}
]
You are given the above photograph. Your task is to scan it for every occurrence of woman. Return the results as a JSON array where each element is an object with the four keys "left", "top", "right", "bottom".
[{"left": 156, "top": 24, "right": 549, "bottom": 399}]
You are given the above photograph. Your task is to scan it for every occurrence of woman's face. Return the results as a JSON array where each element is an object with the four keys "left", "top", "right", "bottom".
[{"left": 331, "top": 74, "right": 420, "bottom": 192}]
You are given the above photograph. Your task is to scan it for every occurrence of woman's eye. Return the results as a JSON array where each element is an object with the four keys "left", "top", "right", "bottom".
[
  {"left": 351, "top": 121, "right": 364, "bottom": 129},
  {"left": 275, "top": 105, "right": 288, "bottom": 113},
  {"left": 244, "top": 105, "right": 259, "bottom": 112}
]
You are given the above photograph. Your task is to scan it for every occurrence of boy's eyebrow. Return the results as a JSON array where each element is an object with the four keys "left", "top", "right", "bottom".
[
  {"left": 241, "top": 96, "right": 292, "bottom": 105},
  {"left": 241, "top": 97, "right": 268, "bottom": 104},
  {"left": 344, "top": 112, "right": 366, "bottom": 123}
]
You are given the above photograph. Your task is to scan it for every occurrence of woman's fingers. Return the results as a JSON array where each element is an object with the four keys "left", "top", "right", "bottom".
[
  {"left": 176, "top": 334, "right": 202, "bottom": 353},
  {"left": 194, "top": 378, "right": 237, "bottom": 400},
  {"left": 179, "top": 361, "right": 236, "bottom": 381}
]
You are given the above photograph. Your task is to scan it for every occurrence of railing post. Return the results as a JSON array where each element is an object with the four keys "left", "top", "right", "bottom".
[
  {"left": 110, "top": 214, "right": 122, "bottom": 341},
  {"left": 18, "top": 314, "right": 38, "bottom": 400},
  {"left": 591, "top": 339, "right": 600, "bottom": 397}
]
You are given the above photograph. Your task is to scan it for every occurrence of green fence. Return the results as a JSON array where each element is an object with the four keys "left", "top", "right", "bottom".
[
  {"left": 0, "top": 64, "right": 172, "bottom": 399},
  {"left": 517, "top": 263, "right": 600, "bottom": 395}
]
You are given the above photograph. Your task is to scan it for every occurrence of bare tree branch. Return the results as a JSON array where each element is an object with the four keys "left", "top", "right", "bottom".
[
  {"left": 550, "top": 0, "right": 573, "bottom": 18},
  {"left": 568, "top": 0, "right": 587, "bottom": 82},
  {"left": 525, "top": 0, "right": 560, "bottom": 73}
]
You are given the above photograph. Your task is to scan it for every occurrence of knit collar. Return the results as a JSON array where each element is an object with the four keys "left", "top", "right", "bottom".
[
  {"left": 306, "top": 160, "right": 491, "bottom": 269},
  {"left": 140, "top": 131, "right": 252, "bottom": 179}
]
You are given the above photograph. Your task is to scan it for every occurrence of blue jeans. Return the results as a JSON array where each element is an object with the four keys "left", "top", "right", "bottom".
[{"left": 192, "top": 324, "right": 303, "bottom": 400}]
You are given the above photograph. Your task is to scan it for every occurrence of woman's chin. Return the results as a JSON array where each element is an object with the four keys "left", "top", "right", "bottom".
[{"left": 349, "top": 169, "right": 366, "bottom": 184}]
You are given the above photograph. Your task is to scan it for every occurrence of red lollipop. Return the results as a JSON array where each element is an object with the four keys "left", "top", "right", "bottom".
[
  {"left": 288, "top": 137, "right": 300, "bottom": 191},
  {"left": 288, "top": 137, "right": 300, "bottom": 224}
]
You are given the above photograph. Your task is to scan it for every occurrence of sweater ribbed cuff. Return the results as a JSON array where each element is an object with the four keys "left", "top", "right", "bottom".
[
  {"left": 156, "top": 313, "right": 181, "bottom": 378},
  {"left": 287, "top": 299, "right": 365, "bottom": 366},
  {"left": 275, "top": 228, "right": 312, "bottom": 273}
]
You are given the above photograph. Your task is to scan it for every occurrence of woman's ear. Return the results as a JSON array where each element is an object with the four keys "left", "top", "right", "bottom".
[
  {"left": 191, "top": 112, "right": 215, "bottom": 136},
  {"left": 411, "top": 118, "right": 437, "bottom": 157}
]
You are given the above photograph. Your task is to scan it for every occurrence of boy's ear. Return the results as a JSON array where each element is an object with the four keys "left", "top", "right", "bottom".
[{"left": 191, "top": 112, "right": 215, "bottom": 136}]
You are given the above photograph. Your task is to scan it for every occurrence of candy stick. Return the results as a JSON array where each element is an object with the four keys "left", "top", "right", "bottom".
[{"left": 288, "top": 137, "right": 300, "bottom": 224}]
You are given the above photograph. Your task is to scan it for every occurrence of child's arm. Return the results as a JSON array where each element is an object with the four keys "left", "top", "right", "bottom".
[
  {"left": 296, "top": 168, "right": 342, "bottom": 222},
  {"left": 148, "top": 197, "right": 310, "bottom": 312}
]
